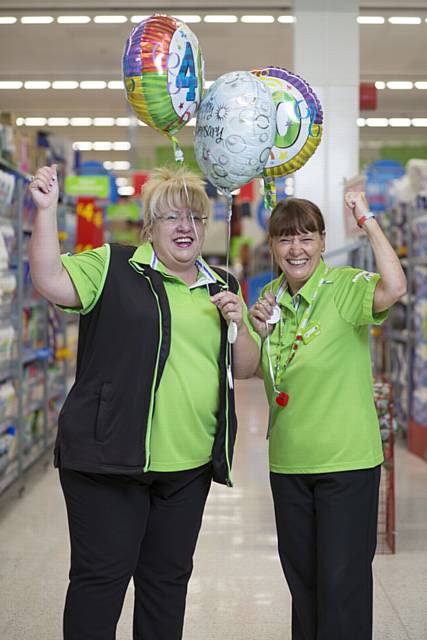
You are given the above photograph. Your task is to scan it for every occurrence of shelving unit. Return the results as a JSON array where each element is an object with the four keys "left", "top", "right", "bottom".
[{"left": 0, "top": 158, "right": 77, "bottom": 498}]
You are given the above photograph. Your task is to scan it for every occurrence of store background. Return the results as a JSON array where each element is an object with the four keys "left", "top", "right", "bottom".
[{"left": 0, "top": 1, "right": 426, "bottom": 639}]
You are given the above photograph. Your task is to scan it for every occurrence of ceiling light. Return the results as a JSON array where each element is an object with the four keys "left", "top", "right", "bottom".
[
  {"left": 172, "top": 15, "right": 201, "bottom": 23},
  {"left": 204, "top": 81, "right": 214, "bottom": 89},
  {"left": 357, "top": 17, "right": 384, "bottom": 24},
  {"left": 366, "top": 118, "right": 388, "bottom": 127},
  {"left": 375, "top": 81, "right": 386, "bottom": 90},
  {"left": 112, "top": 161, "right": 131, "bottom": 170},
  {"left": 388, "top": 17, "right": 421, "bottom": 25},
  {"left": 241, "top": 16, "right": 275, "bottom": 23},
  {"left": 93, "top": 118, "right": 115, "bottom": 127},
  {"left": 0, "top": 17, "right": 17, "bottom": 24},
  {"left": 70, "top": 118, "right": 93, "bottom": 126},
  {"left": 57, "top": 16, "right": 91, "bottom": 24},
  {"left": 115, "top": 118, "right": 130, "bottom": 126},
  {"left": 389, "top": 118, "right": 411, "bottom": 127},
  {"left": 24, "top": 81, "right": 51, "bottom": 89},
  {"left": 118, "top": 186, "right": 135, "bottom": 196},
  {"left": 16, "top": 118, "right": 24, "bottom": 126},
  {"left": 103, "top": 161, "right": 113, "bottom": 170},
  {"left": 108, "top": 80, "right": 124, "bottom": 90},
  {"left": 52, "top": 81, "right": 79, "bottom": 90},
  {"left": 112, "top": 141, "right": 131, "bottom": 151},
  {"left": 188, "top": 118, "right": 196, "bottom": 126},
  {"left": 386, "top": 81, "right": 413, "bottom": 89},
  {"left": 0, "top": 81, "right": 23, "bottom": 89},
  {"left": 357, "top": 118, "right": 366, "bottom": 127},
  {"left": 116, "top": 177, "right": 129, "bottom": 187},
  {"left": 47, "top": 117, "right": 70, "bottom": 126},
  {"left": 93, "top": 142, "right": 113, "bottom": 151},
  {"left": 415, "top": 82, "right": 427, "bottom": 90},
  {"left": 73, "top": 142, "right": 93, "bottom": 151},
  {"left": 24, "top": 118, "right": 47, "bottom": 126},
  {"left": 80, "top": 81, "right": 107, "bottom": 90},
  {"left": 204, "top": 15, "right": 238, "bottom": 23},
  {"left": 137, "top": 120, "right": 148, "bottom": 126},
  {"left": 412, "top": 118, "right": 427, "bottom": 127},
  {"left": 130, "top": 15, "right": 150, "bottom": 23},
  {"left": 278, "top": 16, "right": 295, "bottom": 24},
  {"left": 21, "top": 16, "right": 54, "bottom": 24},
  {"left": 94, "top": 15, "right": 128, "bottom": 24}
]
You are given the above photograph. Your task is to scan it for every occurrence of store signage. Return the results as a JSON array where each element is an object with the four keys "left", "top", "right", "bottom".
[
  {"left": 359, "top": 83, "right": 377, "bottom": 111},
  {"left": 65, "top": 175, "right": 110, "bottom": 199},
  {"left": 106, "top": 202, "right": 141, "bottom": 221},
  {"left": 132, "top": 171, "right": 150, "bottom": 196},
  {"left": 75, "top": 197, "right": 104, "bottom": 253}
]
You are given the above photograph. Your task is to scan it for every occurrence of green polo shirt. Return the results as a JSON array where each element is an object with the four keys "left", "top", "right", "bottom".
[
  {"left": 261, "top": 260, "right": 387, "bottom": 474},
  {"left": 60, "top": 243, "right": 259, "bottom": 472}
]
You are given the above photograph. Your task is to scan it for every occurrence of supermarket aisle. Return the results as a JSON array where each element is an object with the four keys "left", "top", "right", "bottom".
[{"left": 0, "top": 378, "right": 426, "bottom": 640}]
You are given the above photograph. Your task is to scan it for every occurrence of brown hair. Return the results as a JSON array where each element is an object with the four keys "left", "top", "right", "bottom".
[
  {"left": 140, "top": 166, "right": 211, "bottom": 242},
  {"left": 268, "top": 198, "right": 325, "bottom": 238}
]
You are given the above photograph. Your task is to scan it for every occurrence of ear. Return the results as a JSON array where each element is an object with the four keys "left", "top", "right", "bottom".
[{"left": 321, "top": 232, "right": 326, "bottom": 253}]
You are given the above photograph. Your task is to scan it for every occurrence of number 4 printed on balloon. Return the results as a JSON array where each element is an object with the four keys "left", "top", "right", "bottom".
[{"left": 176, "top": 42, "right": 197, "bottom": 102}]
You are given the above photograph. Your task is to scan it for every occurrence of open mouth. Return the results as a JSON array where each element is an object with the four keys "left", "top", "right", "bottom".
[
  {"left": 174, "top": 236, "right": 194, "bottom": 249},
  {"left": 287, "top": 258, "right": 309, "bottom": 266}
]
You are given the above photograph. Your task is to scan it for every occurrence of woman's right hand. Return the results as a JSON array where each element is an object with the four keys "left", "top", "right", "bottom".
[
  {"left": 249, "top": 291, "right": 276, "bottom": 339},
  {"left": 29, "top": 165, "right": 58, "bottom": 211}
]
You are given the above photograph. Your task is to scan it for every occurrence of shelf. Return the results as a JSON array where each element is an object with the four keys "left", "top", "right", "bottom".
[
  {"left": 22, "top": 439, "right": 45, "bottom": 472},
  {"left": 386, "top": 330, "right": 414, "bottom": 343},
  {"left": 0, "top": 459, "right": 19, "bottom": 495}
]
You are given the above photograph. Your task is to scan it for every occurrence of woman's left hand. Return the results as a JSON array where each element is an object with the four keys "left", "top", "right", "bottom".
[
  {"left": 211, "top": 292, "right": 243, "bottom": 329},
  {"left": 345, "top": 191, "right": 370, "bottom": 224}
]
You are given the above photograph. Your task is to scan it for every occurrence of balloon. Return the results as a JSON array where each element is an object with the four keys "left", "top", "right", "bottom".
[
  {"left": 194, "top": 71, "right": 276, "bottom": 195},
  {"left": 251, "top": 66, "right": 323, "bottom": 178},
  {"left": 123, "top": 14, "right": 204, "bottom": 143}
]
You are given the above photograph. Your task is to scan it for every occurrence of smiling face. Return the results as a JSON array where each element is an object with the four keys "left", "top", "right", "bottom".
[
  {"left": 268, "top": 197, "right": 326, "bottom": 294},
  {"left": 150, "top": 204, "right": 207, "bottom": 274},
  {"left": 270, "top": 231, "right": 325, "bottom": 294}
]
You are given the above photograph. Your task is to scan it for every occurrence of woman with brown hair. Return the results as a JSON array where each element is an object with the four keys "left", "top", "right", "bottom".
[{"left": 250, "top": 194, "right": 406, "bottom": 640}]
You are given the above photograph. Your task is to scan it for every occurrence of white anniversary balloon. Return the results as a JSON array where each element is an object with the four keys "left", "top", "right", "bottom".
[{"left": 194, "top": 71, "right": 276, "bottom": 194}]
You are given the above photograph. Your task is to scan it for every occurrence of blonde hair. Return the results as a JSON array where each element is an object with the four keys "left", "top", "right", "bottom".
[{"left": 140, "top": 166, "right": 211, "bottom": 242}]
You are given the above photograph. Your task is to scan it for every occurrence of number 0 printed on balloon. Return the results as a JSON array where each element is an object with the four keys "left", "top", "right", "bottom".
[{"left": 252, "top": 67, "right": 323, "bottom": 179}]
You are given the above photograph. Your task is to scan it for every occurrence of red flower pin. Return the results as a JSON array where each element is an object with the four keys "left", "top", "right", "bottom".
[{"left": 275, "top": 392, "right": 289, "bottom": 407}]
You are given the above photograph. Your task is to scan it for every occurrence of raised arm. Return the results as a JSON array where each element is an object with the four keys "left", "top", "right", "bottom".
[
  {"left": 28, "top": 165, "right": 81, "bottom": 308},
  {"left": 345, "top": 192, "right": 407, "bottom": 312}
]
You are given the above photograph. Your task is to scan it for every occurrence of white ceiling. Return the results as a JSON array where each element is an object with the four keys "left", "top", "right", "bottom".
[{"left": 1, "top": 0, "right": 427, "bottom": 171}]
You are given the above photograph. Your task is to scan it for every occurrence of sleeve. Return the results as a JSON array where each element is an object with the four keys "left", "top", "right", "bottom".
[
  {"left": 333, "top": 267, "right": 389, "bottom": 326},
  {"left": 238, "top": 286, "right": 262, "bottom": 348},
  {"left": 58, "top": 244, "right": 110, "bottom": 314}
]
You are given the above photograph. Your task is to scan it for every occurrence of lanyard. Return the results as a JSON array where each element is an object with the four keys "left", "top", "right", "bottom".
[{"left": 266, "top": 266, "right": 330, "bottom": 401}]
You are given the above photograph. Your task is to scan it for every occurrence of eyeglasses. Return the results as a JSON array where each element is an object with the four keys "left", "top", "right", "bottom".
[{"left": 153, "top": 211, "right": 208, "bottom": 227}]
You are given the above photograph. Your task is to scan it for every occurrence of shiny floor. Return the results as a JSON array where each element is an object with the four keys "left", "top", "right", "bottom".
[{"left": 0, "top": 379, "right": 426, "bottom": 639}]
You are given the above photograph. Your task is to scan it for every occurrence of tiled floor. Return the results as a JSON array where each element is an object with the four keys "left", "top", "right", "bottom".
[{"left": 0, "top": 379, "right": 426, "bottom": 639}]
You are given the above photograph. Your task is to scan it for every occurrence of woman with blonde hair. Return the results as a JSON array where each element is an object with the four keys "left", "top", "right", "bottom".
[{"left": 29, "top": 164, "right": 260, "bottom": 640}]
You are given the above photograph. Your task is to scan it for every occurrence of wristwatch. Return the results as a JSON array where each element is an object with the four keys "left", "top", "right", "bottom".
[{"left": 357, "top": 211, "right": 375, "bottom": 228}]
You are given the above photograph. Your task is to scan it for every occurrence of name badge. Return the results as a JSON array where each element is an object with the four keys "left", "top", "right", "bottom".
[{"left": 302, "top": 322, "right": 321, "bottom": 344}]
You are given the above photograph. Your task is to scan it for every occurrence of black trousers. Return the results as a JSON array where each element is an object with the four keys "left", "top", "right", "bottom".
[
  {"left": 59, "top": 463, "right": 212, "bottom": 640},
  {"left": 270, "top": 466, "right": 381, "bottom": 640}
]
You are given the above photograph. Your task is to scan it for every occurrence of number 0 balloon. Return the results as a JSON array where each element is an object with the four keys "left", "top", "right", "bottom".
[
  {"left": 123, "top": 14, "right": 204, "bottom": 161},
  {"left": 252, "top": 66, "right": 323, "bottom": 207}
]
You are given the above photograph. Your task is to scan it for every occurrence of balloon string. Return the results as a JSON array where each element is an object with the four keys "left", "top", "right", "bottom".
[
  {"left": 225, "top": 193, "right": 232, "bottom": 292},
  {"left": 263, "top": 176, "right": 276, "bottom": 212},
  {"left": 172, "top": 136, "right": 184, "bottom": 164},
  {"left": 182, "top": 176, "right": 200, "bottom": 252}
]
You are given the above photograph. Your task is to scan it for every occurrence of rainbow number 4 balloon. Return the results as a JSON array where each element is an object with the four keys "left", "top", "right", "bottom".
[
  {"left": 252, "top": 66, "right": 323, "bottom": 178},
  {"left": 123, "top": 14, "right": 204, "bottom": 146},
  {"left": 194, "top": 71, "right": 275, "bottom": 195}
]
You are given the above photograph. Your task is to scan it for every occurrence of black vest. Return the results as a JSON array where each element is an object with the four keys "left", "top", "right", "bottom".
[{"left": 54, "top": 244, "right": 238, "bottom": 486}]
